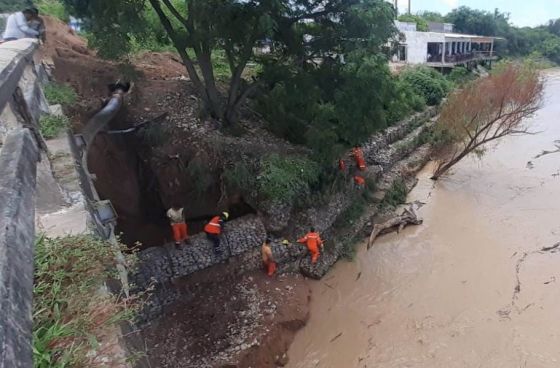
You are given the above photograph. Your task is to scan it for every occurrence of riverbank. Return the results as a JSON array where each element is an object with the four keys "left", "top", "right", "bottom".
[{"left": 285, "top": 69, "right": 560, "bottom": 367}]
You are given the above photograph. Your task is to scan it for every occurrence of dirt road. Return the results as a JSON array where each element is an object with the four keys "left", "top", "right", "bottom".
[{"left": 286, "top": 70, "right": 560, "bottom": 368}]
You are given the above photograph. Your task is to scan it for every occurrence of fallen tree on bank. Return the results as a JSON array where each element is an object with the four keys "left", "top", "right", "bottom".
[
  {"left": 431, "top": 62, "right": 544, "bottom": 180},
  {"left": 367, "top": 205, "right": 423, "bottom": 250}
]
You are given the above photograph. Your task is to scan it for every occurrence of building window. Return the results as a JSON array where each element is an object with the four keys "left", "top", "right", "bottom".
[{"left": 398, "top": 45, "right": 407, "bottom": 61}]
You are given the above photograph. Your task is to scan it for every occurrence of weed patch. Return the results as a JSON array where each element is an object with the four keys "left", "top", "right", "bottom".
[
  {"left": 39, "top": 115, "right": 69, "bottom": 139},
  {"left": 44, "top": 83, "right": 77, "bottom": 106},
  {"left": 381, "top": 178, "right": 408, "bottom": 209},
  {"left": 33, "top": 235, "right": 139, "bottom": 368}
]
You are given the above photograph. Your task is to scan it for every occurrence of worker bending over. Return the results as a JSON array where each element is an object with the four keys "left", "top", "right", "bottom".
[
  {"left": 204, "top": 212, "right": 229, "bottom": 255},
  {"left": 2, "top": 8, "right": 40, "bottom": 42},
  {"left": 261, "top": 238, "right": 276, "bottom": 276},
  {"left": 351, "top": 146, "right": 366, "bottom": 171},
  {"left": 167, "top": 204, "right": 188, "bottom": 248},
  {"left": 298, "top": 227, "right": 324, "bottom": 264}
]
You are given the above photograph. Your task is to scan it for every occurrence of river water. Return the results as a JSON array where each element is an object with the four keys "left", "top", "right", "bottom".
[{"left": 287, "top": 70, "right": 560, "bottom": 368}]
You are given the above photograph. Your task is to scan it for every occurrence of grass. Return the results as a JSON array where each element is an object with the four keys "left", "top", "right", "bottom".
[
  {"left": 44, "top": 83, "right": 77, "bottom": 106},
  {"left": 39, "top": 115, "right": 69, "bottom": 139},
  {"left": 33, "top": 235, "right": 140, "bottom": 368},
  {"left": 257, "top": 154, "right": 321, "bottom": 203},
  {"left": 380, "top": 178, "right": 408, "bottom": 209}
]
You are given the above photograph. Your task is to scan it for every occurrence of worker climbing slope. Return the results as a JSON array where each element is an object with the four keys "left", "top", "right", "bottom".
[
  {"left": 298, "top": 227, "right": 324, "bottom": 264},
  {"left": 261, "top": 238, "right": 276, "bottom": 276},
  {"left": 204, "top": 212, "right": 229, "bottom": 255},
  {"left": 351, "top": 145, "right": 367, "bottom": 171}
]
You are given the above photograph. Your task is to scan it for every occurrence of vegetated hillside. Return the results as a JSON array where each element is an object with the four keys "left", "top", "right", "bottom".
[{"left": 41, "top": 15, "right": 455, "bottom": 248}]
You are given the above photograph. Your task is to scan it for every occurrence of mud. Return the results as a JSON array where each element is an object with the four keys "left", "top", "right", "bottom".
[
  {"left": 141, "top": 270, "right": 310, "bottom": 368},
  {"left": 287, "top": 70, "right": 560, "bottom": 368}
]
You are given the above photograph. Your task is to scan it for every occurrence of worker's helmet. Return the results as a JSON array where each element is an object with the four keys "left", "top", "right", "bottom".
[
  {"left": 222, "top": 212, "right": 230, "bottom": 220},
  {"left": 282, "top": 239, "right": 290, "bottom": 246}
]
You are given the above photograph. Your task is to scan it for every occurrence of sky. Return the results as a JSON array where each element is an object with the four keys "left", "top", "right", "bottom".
[{"left": 399, "top": 0, "right": 559, "bottom": 27}]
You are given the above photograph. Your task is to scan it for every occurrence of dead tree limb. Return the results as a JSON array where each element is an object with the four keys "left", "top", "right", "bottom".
[{"left": 367, "top": 206, "right": 423, "bottom": 250}]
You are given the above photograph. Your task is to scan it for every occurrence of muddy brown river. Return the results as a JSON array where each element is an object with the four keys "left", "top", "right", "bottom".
[{"left": 287, "top": 70, "right": 560, "bottom": 368}]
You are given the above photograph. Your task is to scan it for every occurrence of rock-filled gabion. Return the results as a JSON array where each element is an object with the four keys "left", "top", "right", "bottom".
[{"left": 131, "top": 215, "right": 267, "bottom": 290}]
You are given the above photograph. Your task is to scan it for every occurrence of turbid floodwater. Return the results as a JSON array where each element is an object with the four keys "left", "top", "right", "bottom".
[{"left": 287, "top": 70, "right": 560, "bottom": 368}]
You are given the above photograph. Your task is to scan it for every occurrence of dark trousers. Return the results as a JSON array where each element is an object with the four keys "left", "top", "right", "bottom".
[{"left": 206, "top": 233, "right": 221, "bottom": 254}]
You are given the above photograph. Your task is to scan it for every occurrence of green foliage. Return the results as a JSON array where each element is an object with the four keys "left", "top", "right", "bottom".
[
  {"left": 333, "top": 195, "right": 367, "bottom": 230},
  {"left": 43, "top": 82, "right": 77, "bottom": 106},
  {"left": 63, "top": 0, "right": 398, "bottom": 124},
  {"left": 398, "top": 14, "right": 429, "bottom": 31},
  {"left": 224, "top": 161, "right": 256, "bottom": 194},
  {"left": 257, "top": 154, "right": 321, "bottom": 203},
  {"left": 401, "top": 67, "right": 451, "bottom": 106},
  {"left": 33, "top": 235, "right": 137, "bottom": 368},
  {"left": 381, "top": 178, "right": 408, "bottom": 208},
  {"left": 446, "top": 66, "right": 474, "bottom": 85},
  {"left": 385, "top": 76, "right": 426, "bottom": 124},
  {"left": 186, "top": 156, "right": 215, "bottom": 195},
  {"left": 0, "top": 0, "right": 31, "bottom": 12},
  {"left": 36, "top": 0, "right": 68, "bottom": 21},
  {"left": 39, "top": 115, "right": 68, "bottom": 139}
]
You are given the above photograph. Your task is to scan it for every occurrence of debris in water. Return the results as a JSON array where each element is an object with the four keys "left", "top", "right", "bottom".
[{"left": 330, "top": 332, "right": 343, "bottom": 343}]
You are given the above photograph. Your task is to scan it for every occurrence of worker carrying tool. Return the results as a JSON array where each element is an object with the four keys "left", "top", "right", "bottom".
[
  {"left": 167, "top": 204, "right": 188, "bottom": 248},
  {"left": 261, "top": 238, "right": 276, "bottom": 277},
  {"left": 351, "top": 145, "right": 367, "bottom": 171},
  {"left": 298, "top": 227, "right": 324, "bottom": 264},
  {"left": 204, "top": 212, "right": 229, "bottom": 255}
]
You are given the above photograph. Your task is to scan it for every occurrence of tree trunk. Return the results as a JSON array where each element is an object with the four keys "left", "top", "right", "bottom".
[
  {"left": 367, "top": 206, "right": 423, "bottom": 250},
  {"left": 431, "top": 149, "right": 471, "bottom": 180},
  {"left": 197, "top": 50, "right": 223, "bottom": 120}
]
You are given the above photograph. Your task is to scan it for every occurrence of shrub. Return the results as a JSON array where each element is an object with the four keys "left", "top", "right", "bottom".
[
  {"left": 33, "top": 235, "right": 138, "bottom": 368},
  {"left": 401, "top": 67, "right": 450, "bottom": 106},
  {"left": 37, "top": 0, "right": 69, "bottom": 21},
  {"left": 447, "top": 66, "right": 473, "bottom": 85},
  {"left": 224, "top": 162, "right": 257, "bottom": 194},
  {"left": 39, "top": 115, "right": 69, "bottom": 139},
  {"left": 43, "top": 82, "right": 77, "bottom": 106},
  {"left": 257, "top": 154, "right": 321, "bottom": 203},
  {"left": 381, "top": 178, "right": 408, "bottom": 208}
]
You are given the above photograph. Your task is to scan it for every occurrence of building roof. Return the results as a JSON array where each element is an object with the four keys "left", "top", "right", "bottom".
[{"left": 443, "top": 33, "right": 504, "bottom": 41}]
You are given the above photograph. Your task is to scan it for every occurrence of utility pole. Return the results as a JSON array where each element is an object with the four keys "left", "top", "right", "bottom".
[
  {"left": 394, "top": 0, "right": 398, "bottom": 17},
  {"left": 408, "top": 0, "right": 411, "bottom": 14}
]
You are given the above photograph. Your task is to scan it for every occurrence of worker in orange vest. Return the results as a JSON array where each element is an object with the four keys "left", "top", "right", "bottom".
[
  {"left": 167, "top": 204, "right": 188, "bottom": 249},
  {"left": 298, "top": 227, "right": 324, "bottom": 264},
  {"left": 351, "top": 146, "right": 366, "bottom": 171},
  {"left": 204, "top": 212, "right": 229, "bottom": 254},
  {"left": 262, "top": 238, "right": 276, "bottom": 277},
  {"left": 353, "top": 175, "right": 366, "bottom": 187}
]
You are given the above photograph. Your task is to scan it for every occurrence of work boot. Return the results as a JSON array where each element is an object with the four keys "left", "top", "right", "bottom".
[{"left": 175, "top": 242, "right": 182, "bottom": 250}]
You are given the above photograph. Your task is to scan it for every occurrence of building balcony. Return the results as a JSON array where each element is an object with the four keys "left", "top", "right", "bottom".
[{"left": 427, "top": 51, "right": 497, "bottom": 67}]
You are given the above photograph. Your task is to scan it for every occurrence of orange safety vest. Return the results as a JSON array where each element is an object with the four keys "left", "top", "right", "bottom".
[
  {"left": 338, "top": 159, "right": 346, "bottom": 171},
  {"left": 354, "top": 176, "right": 366, "bottom": 186},
  {"left": 204, "top": 216, "right": 222, "bottom": 235},
  {"left": 298, "top": 232, "right": 323, "bottom": 249},
  {"left": 352, "top": 148, "right": 366, "bottom": 170}
]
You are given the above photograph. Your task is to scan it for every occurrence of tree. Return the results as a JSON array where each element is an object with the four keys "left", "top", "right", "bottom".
[
  {"left": 63, "top": 0, "right": 396, "bottom": 125},
  {"left": 398, "top": 14, "right": 428, "bottom": 31},
  {"left": 431, "top": 63, "right": 543, "bottom": 180}
]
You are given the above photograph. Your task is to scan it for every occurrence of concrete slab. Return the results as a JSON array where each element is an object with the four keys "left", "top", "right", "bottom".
[{"left": 36, "top": 201, "right": 89, "bottom": 237}]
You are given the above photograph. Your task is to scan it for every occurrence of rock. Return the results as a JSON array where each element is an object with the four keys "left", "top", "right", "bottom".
[{"left": 48, "top": 104, "right": 64, "bottom": 117}]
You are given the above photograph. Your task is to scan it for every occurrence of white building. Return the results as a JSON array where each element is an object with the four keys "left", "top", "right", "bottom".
[{"left": 392, "top": 21, "right": 500, "bottom": 68}]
